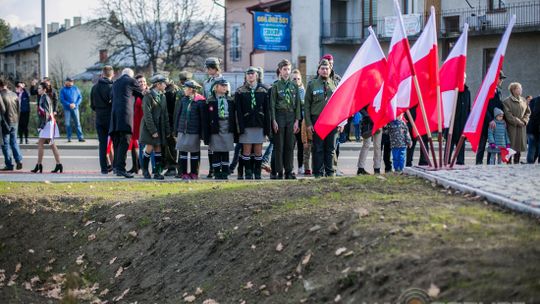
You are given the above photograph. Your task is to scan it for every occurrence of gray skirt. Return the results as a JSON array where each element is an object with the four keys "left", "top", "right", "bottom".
[
  {"left": 176, "top": 132, "right": 201, "bottom": 152},
  {"left": 239, "top": 127, "right": 265, "bottom": 144},
  {"left": 209, "top": 120, "right": 234, "bottom": 152}
]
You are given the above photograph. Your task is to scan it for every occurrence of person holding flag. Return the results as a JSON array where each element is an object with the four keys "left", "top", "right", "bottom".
[{"left": 305, "top": 59, "right": 340, "bottom": 178}]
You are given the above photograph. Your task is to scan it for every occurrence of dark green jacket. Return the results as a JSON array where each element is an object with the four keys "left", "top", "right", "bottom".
[
  {"left": 304, "top": 77, "right": 336, "bottom": 127},
  {"left": 270, "top": 79, "right": 301, "bottom": 122},
  {"left": 139, "top": 89, "right": 171, "bottom": 146}
]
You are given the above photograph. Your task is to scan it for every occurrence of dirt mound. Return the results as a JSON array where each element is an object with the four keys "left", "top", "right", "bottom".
[{"left": 1, "top": 177, "right": 539, "bottom": 303}]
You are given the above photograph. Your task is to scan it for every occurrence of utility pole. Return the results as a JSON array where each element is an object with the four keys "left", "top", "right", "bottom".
[{"left": 40, "top": 0, "right": 48, "bottom": 78}]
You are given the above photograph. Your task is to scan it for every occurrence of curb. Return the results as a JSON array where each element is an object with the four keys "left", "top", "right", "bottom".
[{"left": 404, "top": 166, "right": 540, "bottom": 217}]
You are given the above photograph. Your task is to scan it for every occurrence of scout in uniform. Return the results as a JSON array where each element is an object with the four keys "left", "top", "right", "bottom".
[
  {"left": 206, "top": 79, "right": 237, "bottom": 180},
  {"left": 175, "top": 80, "right": 207, "bottom": 180},
  {"left": 234, "top": 67, "right": 271, "bottom": 180},
  {"left": 270, "top": 59, "right": 301, "bottom": 179},
  {"left": 304, "top": 59, "right": 342, "bottom": 177},
  {"left": 203, "top": 57, "right": 224, "bottom": 178},
  {"left": 139, "top": 74, "right": 171, "bottom": 180}
]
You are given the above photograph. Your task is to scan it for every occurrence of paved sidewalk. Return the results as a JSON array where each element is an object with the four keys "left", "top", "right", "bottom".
[{"left": 405, "top": 164, "right": 540, "bottom": 216}]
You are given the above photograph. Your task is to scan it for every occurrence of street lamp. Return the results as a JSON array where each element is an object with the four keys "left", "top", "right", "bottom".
[{"left": 40, "top": 0, "right": 48, "bottom": 78}]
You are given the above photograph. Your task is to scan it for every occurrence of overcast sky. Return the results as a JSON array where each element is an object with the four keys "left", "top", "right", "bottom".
[{"left": 0, "top": 0, "right": 223, "bottom": 28}]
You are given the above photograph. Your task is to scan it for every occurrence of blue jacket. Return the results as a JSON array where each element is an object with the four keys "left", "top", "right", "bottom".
[
  {"left": 18, "top": 89, "right": 31, "bottom": 113},
  {"left": 488, "top": 120, "right": 510, "bottom": 152},
  {"left": 60, "top": 85, "right": 82, "bottom": 109}
]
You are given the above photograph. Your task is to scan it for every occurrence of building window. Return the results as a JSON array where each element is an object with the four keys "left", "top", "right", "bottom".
[
  {"left": 488, "top": 0, "right": 506, "bottom": 11},
  {"left": 231, "top": 24, "right": 241, "bottom": 62},
  {"left": 483, "top": 48, "right": 496, "bottom": 78},
  {"left": 362, "top": 0, "right": 377, "bottom": 38}
]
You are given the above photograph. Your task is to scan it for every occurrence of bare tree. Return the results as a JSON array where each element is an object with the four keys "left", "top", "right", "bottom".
[{"left": 98, "top": 0, "right": 221, "bottom": 73}]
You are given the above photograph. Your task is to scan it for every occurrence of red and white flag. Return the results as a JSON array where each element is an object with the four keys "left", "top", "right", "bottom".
[
  {"left": 410, "top": 7, "right": 440, "bottom": 136},
  {"left": 440, "top": 23, "right": 469, "bottom": 128},
  {"left": 463, "top": 15, "right": 515, "bottom": 152},
  {"left": 314, "top": 27, "right": 387, "bottom": 139},
  {"left": 369, "top": 0, "right": 415, "bottom": 133}
]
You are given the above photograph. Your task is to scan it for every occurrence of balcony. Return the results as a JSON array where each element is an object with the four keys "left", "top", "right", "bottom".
[
  {"left": 322, "top": 1, "right": 540, "bottom": 44},
  {"left": 440, "top": 1, "right": 540, "bottom": 37}
]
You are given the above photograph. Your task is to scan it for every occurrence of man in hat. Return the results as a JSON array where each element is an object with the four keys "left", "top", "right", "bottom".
[
  {"left": 203, "top": 57, "right": 224, "bottom": 178},
  {"left": 305, "top": 59, "right": 342, "bottom": 177},
  {"left": 476, "top": 70, "right": 506, "bottom": 165},
  {"left": 139, "top": 74, "right": 171, "bottom": 180},
  {"left": 321, "top": 54, "right": 341, "bottom": 84},
  {"left": 60, "top": 77, "right": 85, "bottom": 142}
]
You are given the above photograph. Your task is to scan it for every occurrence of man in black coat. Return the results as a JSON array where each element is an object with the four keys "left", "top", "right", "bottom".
[
  {"left": 447, "top": 84, "right": 471, "bottom": 165},
  {"left": 109, "top": 68, "right": 143, "bottom": 178},
  {"left": 476, "top": 71, "right": 506, "bottom": 165},
  {"left": 91, "top": 65, "right": 114, "bottom": 174}
]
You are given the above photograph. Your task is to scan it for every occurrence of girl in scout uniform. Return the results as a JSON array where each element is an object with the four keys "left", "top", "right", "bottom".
[
  {"left": 234, "top": 67, "right": 271, "bottom": 180},
  {"left": 206, "top": 79, "right": 237, "bottom": 180},
  {"left": 139, "top": 74, "right": 171, "bottom": 180},
  {"left": 175, "top": 80, "right": 207, "bottom": 180}
]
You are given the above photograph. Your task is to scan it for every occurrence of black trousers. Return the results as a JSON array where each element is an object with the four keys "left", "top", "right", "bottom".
[
  {"left": 96, "top": 113, "right": 111, "bottom": 172},
  {"left": 273, "top": 111, "right": 296, "bottom": 175},
  {"left": 112, "top": 131, "right": 131, "bottom": 173},
  {"left": 311, "top": 115, "right": 338, "bottom": 177},
  {"left": 18, "top": 111, "right": 30, "bottom": 141},
  {"left": 381, "top": 133, "right": 392, "bottom": 171},
  {"left": 406, "top": 134, "right": 429, "bottom": 167},
  {"left": 476, "top": 131, "right": 491, "bottom": 165},
  {"left": 295, "top": 119, "right": 304, "bottom": 168}
]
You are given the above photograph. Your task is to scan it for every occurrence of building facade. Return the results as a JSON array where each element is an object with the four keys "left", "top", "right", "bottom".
[{"left": 0, "top": 18, "right": 118, "bottom": 83}]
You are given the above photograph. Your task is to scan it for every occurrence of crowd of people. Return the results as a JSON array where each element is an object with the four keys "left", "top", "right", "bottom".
[{"left": 0, "top": 55, "right": 539, "bottom": 179}]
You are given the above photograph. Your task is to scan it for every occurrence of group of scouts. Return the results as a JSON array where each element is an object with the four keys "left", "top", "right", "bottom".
[{"left": 138, "top": 56, "right": 341, "bottom": 180}]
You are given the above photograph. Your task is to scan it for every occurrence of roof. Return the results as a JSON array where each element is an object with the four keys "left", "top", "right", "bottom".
[{"left": 246, "top": 0, "right": 290, "bottom": 12}]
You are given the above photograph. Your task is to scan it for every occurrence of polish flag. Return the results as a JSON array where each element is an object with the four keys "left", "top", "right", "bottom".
[
  {"left": 370, "top": 0, "right": 416, "bottom": 133},
  {"left": 314, "top": 27, "right": 387, "bottom": 139},
  {"left": 463, "top": 15, "right": 515, "bottom": 152},
  {"left": 440, "top": 23, "right": 469, "bottom": 128},
  {"left": 410, "top": 7, "right": 440, "bottom": 135}
]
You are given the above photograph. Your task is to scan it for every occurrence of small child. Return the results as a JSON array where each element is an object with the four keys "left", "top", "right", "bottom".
[
  {"left": 488, "top": 107, "right": 511, "bottom": 164},
  {"left": 388, "top": 114, "right": 412, "bottom": 173}
]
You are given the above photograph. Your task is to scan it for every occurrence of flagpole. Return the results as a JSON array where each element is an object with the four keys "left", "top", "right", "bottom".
[
  {"left": 412, "top": 75, "right": 438, "bottom": 168},
  {"left": 437, "top": 85, "right": 443, "bottom": 168},
  {"left": 406, "top": 110, "right": 432, "bottom": 167},
  {"left": 450, "top": 135, "right": 466, "bottom": 168},
  {"left": 444, "top": 88, "right": 460, "bottom": 166}
]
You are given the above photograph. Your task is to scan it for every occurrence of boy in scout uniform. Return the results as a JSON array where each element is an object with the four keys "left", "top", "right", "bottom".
[
  {"left": 270, "top": 59, "right": 301, "bottom": 179},
  {"left": 304, "top": 59, "right": 342, "bottom": 177}
]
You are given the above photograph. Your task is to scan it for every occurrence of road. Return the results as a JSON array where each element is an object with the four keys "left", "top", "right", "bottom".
[{"left": 0, "top": 138, "right": 478, "bottom": 180}]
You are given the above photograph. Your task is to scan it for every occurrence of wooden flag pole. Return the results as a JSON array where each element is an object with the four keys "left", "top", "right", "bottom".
[
  {"left": 405, "top": 110, "right": 432, "bottom": 167},
  {"left": 436, "top": 85, "right": 443, "bottom": 168},
  {"left": 449, "top": 135, "right": 466, "bottom": 168},
  {"left": 412, "top": 75, "right": 438, "bottom": 168},
  {"left": 444, "top": 88, "right": 460, "bottom": 166}
]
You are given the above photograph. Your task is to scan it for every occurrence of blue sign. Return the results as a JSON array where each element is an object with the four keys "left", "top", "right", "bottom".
[{"left": 253, "top": 11, "right": 291, "bottom": 52}]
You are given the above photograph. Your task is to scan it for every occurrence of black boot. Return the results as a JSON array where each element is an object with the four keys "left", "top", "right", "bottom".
[
  {"left": 254, "top": 156, "right": 263, "bottom": 180},
  {"left": 51, "top": 164, "right": 63, "bottom": 173},
  {"left": 213, "top": 164, "right": 222, "bottom": 180},
  {"left": 153, "top": 153, "right": 164, "bottom": 180},
  {"left": 142, "top": 154, "right": 151, "bottom": 179},
  {"left": 31, "top": 164, "right": 43, "bottom": 173},
  {"left": 221, "top": 164, "right": 229, "bottom": 180},
  {"left": 190, "top": 153, "right": 200, "bottom": 179},
  {"left": 237, "top": 156, "right": 244, "bottom": 180},
  {"left": 176, "top": 153, "right": 188, "bottom": 178},
  {"left": 207, "top": 152, "right": 214, "bottom": 178},
  {"left": 243, "top": 155, "right": 253, "bottom": 180},
  {"left": 357, "top": 168, "right": 369, "bottom": 175},
  {"left": 374, "top": 168, "right": 381, "bottom": 175}
]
